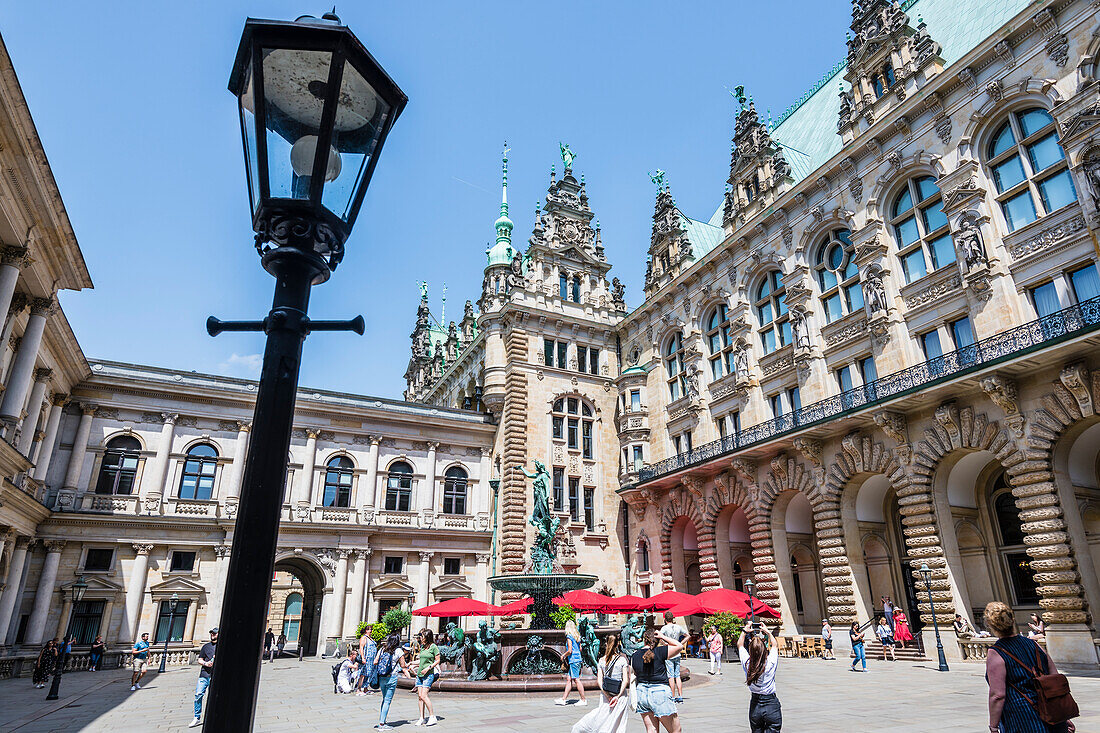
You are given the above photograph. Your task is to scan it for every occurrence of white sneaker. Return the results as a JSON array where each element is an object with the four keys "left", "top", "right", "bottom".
[
  {"left": 412, "top": 719, "right": 424, "bottom": 727},
  {"left": 554, "top": 699, "right": 568, "bottom": 706},
  {"left": 189, "top": 718, "right": 201, "bottom": 728},
  {"left": 576, "top": 700, "right": 588, "bottom": 707},
  {"left": 130, "top": 685, "right": 137, "bottom": 691},
  {"left": 426, "top": 717, "right": 438, "bottom": 727}
]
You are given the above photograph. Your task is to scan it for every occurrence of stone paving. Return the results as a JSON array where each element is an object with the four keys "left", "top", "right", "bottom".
[{"left": 2, "top": 656, "right": 1099, "bottom": 732}]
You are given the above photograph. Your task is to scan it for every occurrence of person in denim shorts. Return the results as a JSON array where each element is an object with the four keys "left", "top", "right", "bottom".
[
  {"left": 659, "top": 610, "right": 687, "bottom": 703},
  {"left": 413, "top": 629, "right": 441, "bottom": 726},
  {"left": 630, "top": 627, "right": 685, "bottom": 733}
]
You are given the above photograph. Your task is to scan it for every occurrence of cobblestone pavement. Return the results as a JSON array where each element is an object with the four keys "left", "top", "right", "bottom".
[{"left": 2, "top": 656, "right": 1099, "bottom": 732}]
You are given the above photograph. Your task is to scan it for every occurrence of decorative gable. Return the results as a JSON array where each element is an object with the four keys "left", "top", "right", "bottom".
[
  {"left": 431, "top": 577, "right": 474, "bottom": 599},
  {"left": 644, "top": 176, "right": 693, "bottom": 299},
  {"left": 148, "top": 576, "right": 209, "bottom": 597},
  {"left": 837, "top": 0, "right": 944, "bottom": 143},
  {"left": 371, "top": 576, "right": 416, "bottom": 597},
  {"left": 724, "top": 89, "right": 792, "bottom": 229}
]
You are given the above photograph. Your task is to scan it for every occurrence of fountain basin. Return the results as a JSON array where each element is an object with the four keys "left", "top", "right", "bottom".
[{"left": 489, "top": 573, "right": 598, "bottom": 629}]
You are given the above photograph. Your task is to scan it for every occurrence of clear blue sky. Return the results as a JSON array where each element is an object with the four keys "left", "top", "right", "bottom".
[{"left": 2, "top": 1, "right": 849, "bottom": 399}]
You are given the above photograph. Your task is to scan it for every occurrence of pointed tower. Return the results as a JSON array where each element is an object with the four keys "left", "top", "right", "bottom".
[
  {"left": 644, "top": 172, "right": 693, "bottom": 299},
  {"left": 480, "top": 144, "right": 523, "bottom": 312},
  {"left": 724, "top": 89, "right": 792, "bottom": 230},
  {"left": 403, "top": 285, "right": 434, "bottom": 400},
  {"left": 837, "top": 0, "right": 944, "bottom": 143}
]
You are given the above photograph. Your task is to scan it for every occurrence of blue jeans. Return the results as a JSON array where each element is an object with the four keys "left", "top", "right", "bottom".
[
  {"left": 194, "top": 676, "right": 211, "bottom": 718},
  {"left": 378, "top": 674, "right": 398, "bottom": 724},
  {"left": 89, "top": 652, "right": 102, "bottom": 670},
  {"left": 852, "top": 642, "right": 866, "bottom": 669}
]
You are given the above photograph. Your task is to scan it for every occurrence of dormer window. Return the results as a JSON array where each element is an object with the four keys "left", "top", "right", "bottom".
[
  {"left": 872, "top": 75, "right": 884, "bottom": 98},
  {"left": 882, "top": 63, "right": 896, "bottom": 88}
]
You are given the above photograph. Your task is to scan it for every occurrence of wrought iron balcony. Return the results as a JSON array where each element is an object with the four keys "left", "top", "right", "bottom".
[{"left": 633, "top": 295, "right": 1100, "bottom": 486}]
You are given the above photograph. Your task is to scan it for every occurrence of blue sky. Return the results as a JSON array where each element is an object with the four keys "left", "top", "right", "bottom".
[{"left": 2, "top": 1, "right": 850, "bottom": 399}]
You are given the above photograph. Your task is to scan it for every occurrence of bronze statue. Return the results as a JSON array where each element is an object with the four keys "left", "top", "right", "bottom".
[{"left": 467, "top": 620, "right": 502, "bottom": 681}]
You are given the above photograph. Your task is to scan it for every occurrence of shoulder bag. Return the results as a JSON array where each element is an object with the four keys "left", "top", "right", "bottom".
[
  {"left": 601, "top": 655, "right": 624, "bottom": 696},
  {"left": 992, "top": 640, "right": 1080, "bottom": 725}
]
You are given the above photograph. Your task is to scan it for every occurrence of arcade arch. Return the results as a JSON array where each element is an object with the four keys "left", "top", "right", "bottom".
[
  {"left": 268, "top": 555, "right": 328, "bottom": 656},
  {"left": 714, "top": 504, "right": 752, "bottom": 590},
  {"left": 771, "top": 491, "right": 822, "bottom": 632}
]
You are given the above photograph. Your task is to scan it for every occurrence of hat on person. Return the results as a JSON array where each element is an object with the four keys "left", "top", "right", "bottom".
[{"left": 210, "top": 627, "right": 219, "bottom": 634}]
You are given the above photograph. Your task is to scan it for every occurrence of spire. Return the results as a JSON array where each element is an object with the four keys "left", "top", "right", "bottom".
[{"left": 487, "top": 142, "right": 516, "bottom": 268}]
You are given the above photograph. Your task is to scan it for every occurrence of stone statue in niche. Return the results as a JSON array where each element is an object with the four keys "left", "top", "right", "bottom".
[
  {"left": 507, "top": 251, "right": 524, "bottom": 288},
  {"left": 733, "top": 340, "right": 750, "bottom": 380},
  {"left": 955, "top": 214, "right": 987, "bottom": 271},
  {"left": 1083, "top": 149, "right": 1100, "bottom": 206},
  {"left": 684, "top": 362, "right": 700, "bottom": 400},
  {"left": 790, "top": 307, "right": 810, "bottom": 349},
  {"left": 863, "top": 265, "right": 889, "bottom": 315}
]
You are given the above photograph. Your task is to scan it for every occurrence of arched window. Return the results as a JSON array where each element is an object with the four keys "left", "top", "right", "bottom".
[
  {"left": 96, "top": 436, "right": 141, "bottom": 495},
  {"left": 664, "top": 333, "right": 686, "bottom": 400},
  {"left": 385, "top": 461, "right": 413, "bottom": 512},
  {"left": 443, "top": 466, "right": 468, "bottom": 514},
  {"left": 986, "top": 107, "right": 1077, "bottom": 232},
  {"left": 814, "top": 229, "right": 863, "bottom": 322},
  {"left": 322, "top": 455, "right": 354, "bottom": 507},
  {"left": 704, "top": 304, "right": 733, "bottom": 379},
  {"left": 733, "top": 561, "right": 744, "bottom": 592},
  {"left": 551, "top": 396, "right": 595, "bottom": 459},
  {"left": 178, "top": 444, "right": 218, "bottom": 500},
  {"left": 890, "top": 175, "right": 954, "bottom": 283},
  {"left": 755, "top": 271, "right": 790, "bottom": 355},
  {"left": 282, "top": 592, "right": 302, "bottom": 642},
  {"left": 990, "top": 473, "right": 1039, "bottom": 605},
  {"left": 637, "top": 538, "right": 650, "bottom": 573}
]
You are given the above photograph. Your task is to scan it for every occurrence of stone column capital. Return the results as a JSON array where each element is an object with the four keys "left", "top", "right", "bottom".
[
  {"left": 369, "top": 435, "right": 382, "bottom": 446},
  {"left": 336, "top": 548, "right": 353, "bottom": 560},
  {"left": 214, "top": 545, "right": 231, "bottom": 558},
  {"left": 78, "top": 402, "right": 98, "bottom": 416},
  {"left": 132, "top": 543, "right": 154, "bottom": 556},
  {"left": 236, "top": 421, "right": 252, "bottom": 433},
  {"left": 32, "top": 367, "right": 52, "bottom": 384},
  {"left": 419, "top": 551, "right": 435, "bottom": 562},
  {"left": 475, "top": 553, "right": 491, "bottom": 565},
  {"left": 480, "top": 446, "right": 492, "bottom": 457},
  {"left": 426, "top": 441, "right": 439, "bottom": 452},
  {"left": 29, "top": 297, "right": 55, "bottom": 317},
  {"left": 1, "top": 246, "right": 30, "bottom": 268},
  {"left": 43, "top": 540, "right": 66, "bottom": 553},
  {"left": 161, "top": 412, "right": 179, "bottom": 426},
  {"left": 305, "top": 428, "right": 322, "bottom": 440},
  {"left": 14, "top": 536, "right": 33, "bottom": 549},
  {"left": 50, "top": 393, "right": 70, "bottom": 408}
]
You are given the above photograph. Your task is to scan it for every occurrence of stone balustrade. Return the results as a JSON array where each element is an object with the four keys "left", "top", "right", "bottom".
[{"left": 0, "top": 650, "right": 124, "bottom": 679}]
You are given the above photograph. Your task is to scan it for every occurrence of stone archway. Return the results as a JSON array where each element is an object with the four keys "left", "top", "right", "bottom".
[
  {"left": 272, "top": 555, "right": 328, "bottom": 657},
  {"left": 659, "top": 494, "right": 706, "bottom": 592}
]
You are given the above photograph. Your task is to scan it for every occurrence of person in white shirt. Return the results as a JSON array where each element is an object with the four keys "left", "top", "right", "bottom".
[
  {"left": 337, "top": 650, "right": 361, "bottom": 694},
  {"left": 658, "top": 610, "right": 687, "bottom": 704},
  {"left": 737, "top": 622, "right": 781, "bottom": 733}
]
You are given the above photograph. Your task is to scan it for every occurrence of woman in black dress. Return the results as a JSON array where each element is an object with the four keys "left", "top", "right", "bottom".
[{"left": 32, "top": 639, "right": 58, "bottom": 688}]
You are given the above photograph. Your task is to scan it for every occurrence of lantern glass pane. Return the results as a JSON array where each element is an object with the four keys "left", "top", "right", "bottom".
[
  {"left": 238, "top": 58, "right": 262, "bottom": 214},
  {"left": 260, "top": 48, "right": 335, "bottom": 200},
  {"left": 322, "top": 60, "right": 391, "bottom": 221}
]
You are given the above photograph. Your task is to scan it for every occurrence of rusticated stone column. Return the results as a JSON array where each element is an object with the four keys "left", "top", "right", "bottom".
[
  {"left": 747, "top": 508, "right": 782, "bottom": 619},
  {"left": 812, "top": 501, "right": 857, "bottom": 625},
  {"left": 499, "top": 328, "right": 529, "bottom": 593}
]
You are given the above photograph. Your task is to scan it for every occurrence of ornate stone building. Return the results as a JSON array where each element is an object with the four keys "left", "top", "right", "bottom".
[{"left": 407, "top": 0, "right": 1100, "bottom": 665}]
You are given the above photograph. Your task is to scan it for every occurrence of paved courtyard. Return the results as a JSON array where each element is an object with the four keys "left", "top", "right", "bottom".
[{"left": 1, "top": 656, "right": 1098, "bottom": 732}]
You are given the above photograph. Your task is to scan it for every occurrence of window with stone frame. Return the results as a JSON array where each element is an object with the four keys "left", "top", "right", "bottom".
[
  {"left": 178, "top": 443, "right": 218, "bottom": 500},
  {"left": 322, "top": 455, "right": 354, "bottom": 507},
  {"left": 704, "top": 303, "right": 734, "bottom": 379},
  {"left": 385, "top": 461, "right": 413, "bottom": 512},
  {"left": 83, "top": 548, "right": 114, "bottom": 572},
  {"left": 755, "top": 271, "right": 790, "bottom": 355},
  {"left": 95, "top": 435, "right": 141, "bottom": 495},
  {"left": 442, "top": 466, "right": 468, "bottom": 514},
  {"left": 814, "top": 229, "right": 864, "bottom": 322},
  {"left": 985, "top": 107, "right": 1077, "bottom": 233},
  {"left": 890, "top": 176, "right": 954, "bottom": 283},
  {"left": 664, "top": 332, "right": 687, "bottom": 399},
  {"left": 990, "top": 474, "right": 1039, "bottom": 605}
]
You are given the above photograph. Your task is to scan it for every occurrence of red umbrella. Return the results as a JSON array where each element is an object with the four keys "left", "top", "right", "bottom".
[
  {"left": 490, "top": 598, "right": 532, "bottom": 615},
  {"left": 412, "top": 597, "right": 495, "bottom": 617},
  {"left": 613, "top": 595, "right": 677, "bottom": 612},
  {"left": 553, "top": 589, "right": 622, "bottom": 613},
  {"left": 648, "top": 590, "right": 698, "bottom": 611},
  {"left": 669, "top": 588, "right": 780, "bottom": 619}
]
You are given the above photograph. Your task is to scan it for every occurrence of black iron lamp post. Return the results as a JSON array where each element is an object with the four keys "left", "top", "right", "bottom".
[
  {"left": 157, "top": 593, "right": 180, "bottom": 674},
  {"left": 46, "top": 575, "right": 88, "bottom": 700},
  {"left": 745, "top": 577, "right": 757, "bottom": 627},
  {"left": 407, "top": 592, "right": 416, "bottom": 645},
  {"left": 918, "top": 562, "right": 950, "bottom": 672},
  {"left": 203, "top": 12, "right": 405, "bottom": 732}
]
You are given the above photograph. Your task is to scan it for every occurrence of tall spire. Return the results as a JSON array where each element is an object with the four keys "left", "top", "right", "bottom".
[{"left": 487, "top": 142, "right": 516, "bottom": 267}]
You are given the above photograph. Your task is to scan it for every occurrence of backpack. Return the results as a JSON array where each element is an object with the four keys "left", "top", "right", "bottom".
[
  {"left": 331, "top": 662, "right": 342, "bottom": 693},
  {"left": 376, "top": 651, "right": 395, "bottom": 677},
  {"left": 993, "top": 640, "right": 1080, "bottom": 725}
]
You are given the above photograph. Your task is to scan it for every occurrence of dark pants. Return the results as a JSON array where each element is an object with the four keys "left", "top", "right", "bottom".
[{"left": 749, "top": 692, "right": 782, "bottom": 733}]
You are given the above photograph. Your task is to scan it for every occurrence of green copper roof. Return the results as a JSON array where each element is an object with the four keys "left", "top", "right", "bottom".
[
  {"left": 487, "top": 146, "right": 515, "bottom": 269},
  {"left": 770, "top": 0, "right": 1033, "bottom": 184},
  {"left": 683, "top": 214, "right": 725, "bottom": 260}
]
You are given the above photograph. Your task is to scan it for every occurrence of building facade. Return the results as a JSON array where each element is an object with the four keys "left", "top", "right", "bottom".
[
  {"left": 1, "top": 0, "right": 1099, "bottom": 669},
  {"left": 406, "top": 0, "right": 1100, "bottom": 664}
]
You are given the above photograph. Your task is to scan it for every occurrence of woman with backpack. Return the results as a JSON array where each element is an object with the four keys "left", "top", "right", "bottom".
[
  {"left": 984, "top": 601, "right": 1077, "bottom": 733},
  {"left": 373, "top": 632, "right": 410, "bottom": 731},
  {"left": 571, "top": 632, "right": 632, "bottom": 733}
]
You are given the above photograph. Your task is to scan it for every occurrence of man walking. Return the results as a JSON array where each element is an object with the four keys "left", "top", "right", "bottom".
[
  {"left": 190, "top": 628, "right": 218, "bottom": 728},
  {"left": 883, "top": 596, "right": 895, "bottom": 632},
  {"left": 264, "top": 627, "right": 275, "bottom": 661},
  {"left": 130, "top": 632, "right": 150, "bottom": 691},
  {"left": 659, "top": 610, "right": 688, "bottom": 703}
]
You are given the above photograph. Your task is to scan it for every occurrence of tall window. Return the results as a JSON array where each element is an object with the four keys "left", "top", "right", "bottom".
[
  {"left": 1069, "top": 264, "right": 1100, "bottom": 304},
  {"left": 755, "top": 271, "right": 790, "bottom": 354},
  {"left": 553, "top": 467, "right": 565, "bottom": 512},
  {"left": 385, "top": 462, "right": 413, "bottom": 512},
  {"left": 583, "top": 488, "right": 595, "bottom": 531},
  {"left": 70, "top": 600, "right": 105, "bottom": 644},
  {"left": 571, "top": 275, "right": 581, "bottom": 303},
  {"left": 552, "top": 398, "right": 593, "bottom": 457},
  {"left": 560, "top": 272, "right": 568, "bottom": 298},
  {"left": 991, "top": 474, "right": 1039, "bottom": 605},
  {"left": 890, "top": 176, "right": 954, "bottom": 283},
  {"left": 664, "top": 333, "right": 686, "bottom": 399},
  {"left": 322, "top": 455, "right": 354, "bottom": 507},
  {"left": 95, "top": 436, "right": 141, "bottom": 495},
  {"left": 632, "top": 445, "right": 644, "bottom": 472},
  {"left": 704, "top": 304, "right": 733, "bottom": 378},
  {"left": 282, "top": 593, "right": 303, "bottom": 642},
  {"left": 442, "top": 467, "right": 468, "bottom": 514},
  {"left": 986, "top": 108, "right": 1076, "bottom": 232},
  {"left": 568, "top": 477, "right": 580, "bottom": 522},
  {"left": 178, "top": 444, "right": 218, "bottom": 500},
  {"left": 154, "top": 599, "right": 191, "bottom": 643},
  {"left": 814, "top": 229, "right": 863, "bottom": 322}
]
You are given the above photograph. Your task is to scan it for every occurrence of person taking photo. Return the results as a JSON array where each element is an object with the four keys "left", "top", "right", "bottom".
[{"left": 738, "top": 622, "right": 781, "bottom": 733}]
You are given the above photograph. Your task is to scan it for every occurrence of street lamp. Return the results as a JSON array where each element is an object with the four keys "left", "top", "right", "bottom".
[
  {"left": 46, "top": 575, "right": 88, "bottom": 700},
  {"left": 744, "top": 577, "right": 756, "bottom": 627},
  {"left": 918, "top": 562, "right": 949, "bottom": 672},
  {"left": 407, "top": 592, "right": 416, "bottom": 645},
  {"left": 157, "top": 593, "right": 180, "bottom": 674},
  {"left": 203, "top": 12, "right": 406, "bottom": 732}
]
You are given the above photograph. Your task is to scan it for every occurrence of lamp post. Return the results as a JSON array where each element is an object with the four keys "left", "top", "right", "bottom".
[
  {"left": 918, "top": 562, "right": 950, "bottom": 672},
  {"left": 203, "top": 13, "right": 406, "bottom": 732},
  {"left": 407, "top": 592, "right": 416, "bottom": 645},
  {"left": 157, "top": 593, "right": 180, "bottom": 674},
  {"left": 745, "top": 577, "right": 756, "bottom": 627},
  {"left": 46, "top": 575, "right": 88, "bottom": 700}
]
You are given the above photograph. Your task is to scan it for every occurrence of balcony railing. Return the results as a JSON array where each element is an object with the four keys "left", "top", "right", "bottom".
[{"left": 634, "top": 296, "right": 1100, "bottom": 485}]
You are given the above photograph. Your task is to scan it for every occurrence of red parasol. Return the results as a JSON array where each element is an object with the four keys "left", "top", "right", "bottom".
[
  {"left": 412, "top": 597, "right": 496, "bottom": 617},
  {"left": 489, "top": 598, "right": 532, "bottom": 615},
  {"left": 668, "top": 588, "right": 781, "bottom": 619}
]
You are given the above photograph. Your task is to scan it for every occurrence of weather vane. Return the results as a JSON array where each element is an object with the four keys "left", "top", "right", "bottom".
[{"left": 648, "top": 170, "right": 667, "bottom": 188}]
